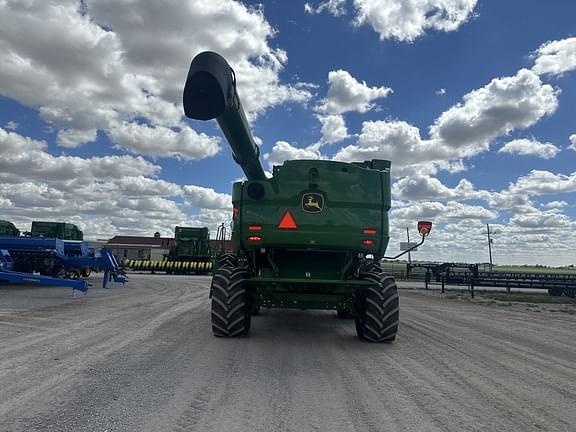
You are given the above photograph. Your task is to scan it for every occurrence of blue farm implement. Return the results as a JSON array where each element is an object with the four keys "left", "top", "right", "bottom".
[
  {"left": 0, "top": 249, "right": 87, "bottom": 291},
  {"left": 0, "top": 235, "right": 126, "bottom": 291}
]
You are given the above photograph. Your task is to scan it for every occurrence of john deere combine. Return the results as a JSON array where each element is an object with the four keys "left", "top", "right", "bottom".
[
  {"left": 129, "top": 226, "right": 214, "bottom": 274},
  {"left": 0, "top": 220, "right": 20, "bottom": 237},
  {"left": 183, "top": 52, "right": 431, "bottom": 342}
]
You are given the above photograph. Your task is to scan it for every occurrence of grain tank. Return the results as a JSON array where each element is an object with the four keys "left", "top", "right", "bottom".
[{"left": 183, "top": 52, "right": 431, "bottom": 342}]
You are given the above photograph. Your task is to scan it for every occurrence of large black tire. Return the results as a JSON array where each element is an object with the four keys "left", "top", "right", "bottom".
[
  {"left": 355, "top": 271, "right": 399, "bottom": 343},
  {"left": 211, "top": 266, "right": 251, "bottom": 337},
  {"left": 218, "top": 253, "right": 238, "bottom": 268},
  {"left": 564, "top": 288, "right": 576, "bottom": 298}
]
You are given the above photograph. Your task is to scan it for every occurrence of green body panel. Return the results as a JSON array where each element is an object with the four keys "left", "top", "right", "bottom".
[
  {"left": 30, "top": 221, "right": 83, "bottom": 240},
  {"left": 233, "top": 159, "right": 390, "bottom": 255},
  {"left": 170, "top": 226, "right": 211, "bottom": 260},
  {"left": 0, "top": 220, "right": 20, "bottom": 236},
  {"left": 231, "top": 158, "right": 391, "bottom": 310}
]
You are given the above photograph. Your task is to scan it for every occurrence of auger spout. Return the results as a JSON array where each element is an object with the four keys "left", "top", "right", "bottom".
[{"left": 183, "top": 51, "right": 266, "bottom": 181}]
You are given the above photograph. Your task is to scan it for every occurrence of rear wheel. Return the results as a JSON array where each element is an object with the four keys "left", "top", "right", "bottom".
[
  {"left": 355, "top": 270, "right": 399, "bottom": 343},
  {"left": 564, "top": 288, "right": 576, "bottom": 298},
  {"left": 210, "top": 266, "right": 251, "bottom": 337}
]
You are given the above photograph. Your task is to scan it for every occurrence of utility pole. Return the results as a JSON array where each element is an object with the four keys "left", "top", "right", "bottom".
[
  {"left": 406, "top": 227, "right": 412, "bottom": 264},
  {"left": 486, "top": 223, "right": 493, "bottom": 270}
]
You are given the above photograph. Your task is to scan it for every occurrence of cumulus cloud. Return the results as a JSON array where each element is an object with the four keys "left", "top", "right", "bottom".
[
  {"left": 498, "top": 138, "right": 560, "bottom": 159},
  {"left": 4, "top": 121, "right": 18, "bottom": 130},
  {"left": 391, "top": 201, "right": 497, "bottom": 221},
  {"left": 316, "top": 114, "right": 349, "bottom": 145},
  {"left": 352, "top": 0, "right": 479, "bottom": 42},
  {"left": 532, "top": 37, "right": 576, "bottom": 76},
  {"left": 182, "top": 185, "right": 232, "bottom": 210},
  {"left": 392, "top": 175, "right": 481, "bottom": 201},
  {"left": 264, "top": 141, "right": 321, "bottom": 168},
  {"left": 569, "top": 134, "right": 576, "bottom": 151},
  {"left": 331, "top": 69, "right": 559, "bottom": 176},
  {"left": 436, "top": 88, "right": 447, "bottom": 95},
  {"left": 304, "top": 0, "right": 347, "bottom": 16},
  {"left": 332, "top": 120, "right": 440, "bottom": 175},
  {"left": 541, "top": 201, "right": 568, "bottom": 210},
  {"left": 429, "top": 69, "right": 559, "bottom": 157},
  {"left": 318, "top": 70, "right": 392, "bottom": 115},
  {"left": 0, "top": 0, "right": 312, "bottom": 158},
  {"left": 510, "top": 211, "right": 573, "bottom": 229},
  {"left": 0, "top": 127, "right": 233, "bottom": 238},
  {"left": 107, "top": 122, "right": 220, "bottom": 160},
  {"left": 508, "top": 170, "right": 576, "bottom": 196}
]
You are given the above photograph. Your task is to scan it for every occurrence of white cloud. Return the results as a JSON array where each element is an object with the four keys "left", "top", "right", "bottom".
[
  {"left": 332, "top": 120, "right": 441, "bottom": 175},
  {"left": 182, "top": 185, "right": 232, "bottom": 210},
  {"left": 57, "top": 128, "right": 98, "bottom": 148},
  {"left": 317, "top": 114, "right": 349, "bottom": 145},
  {"left": 429, "top": 69, "right": 559, "bottom": 157},
  {"left": 331, "top": 69, "right": 559, "bottom": 176},
  {"left": 532, "top": 37, "right": 576, "bottom": 76},
  {"left": 541, "top": 201, "right": 568, "bottom": 210},
  {"left": 318, "top": 69, "right": 392, "bottom": 115},
  {"left": 498, "top": 138, "right": 560, "bottom": 159},
  {"left": 264, "top": 141, "right": 321, "bottom": 168},
  {"left": 352, "top": 0, "right": 478, "bottom": 42},
  {"left": 115, "top": 177, "right": 182, "bottom": 198},
  {"left": 436, "top": 88, "right": 447, "bottom": 95},
  {"left": 392, "top": 175, "right": 481, "bottom": 201},
  {"left": 0, "top": 0, "right": 312, "bottom": 158},
  {"left": 4, "top": 121, "right": 18, "bottom": 130},
  {"left": 569, "top": 134, "right": 576, "bottom": 151},
  {"left": 510, "top": 211, "right": 573, "bottom": 229},
  {"left": 391, "top": 201, "right": 497, "bottom": 221},
  {"left": 107, "top": 122, "right": 220, "bottom": 161},
  {"left": 304, "top": 0, "right": 347, "bottom": 16},
  {"left": 508, "top": 170, "right": 576, "bottom": 196}
]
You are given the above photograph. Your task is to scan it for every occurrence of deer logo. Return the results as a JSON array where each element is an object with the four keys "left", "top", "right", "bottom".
[{"left": 302, "top": 193, "right": 324, "bottom": 213}]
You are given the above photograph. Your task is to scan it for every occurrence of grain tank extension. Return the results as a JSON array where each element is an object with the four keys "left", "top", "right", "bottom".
[{"left": 183, "top": 51, "right": 431, "bottom": 342}]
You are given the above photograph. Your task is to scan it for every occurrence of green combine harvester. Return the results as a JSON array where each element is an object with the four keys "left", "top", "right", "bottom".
[
  {"left": 30, "top": 221, "right": 83, "bottom": 240},
  {"left": 183, "top": 52, "right": 431, "bottom": 342},
  {"left": 129, "top": 226, "right": 213, "bottom": 274},
  {"left": 0, "top": 220, "right": 20, "bottom": 237}
]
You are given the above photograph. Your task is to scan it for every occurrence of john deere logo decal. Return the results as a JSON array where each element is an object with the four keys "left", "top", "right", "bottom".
[{"left": 302, "top": 193, "right": 324, "bottom": 213}]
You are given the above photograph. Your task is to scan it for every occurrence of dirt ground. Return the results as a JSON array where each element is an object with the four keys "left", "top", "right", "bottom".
[{"left": 0, "top": 274, "right": 575, "bottom": 431}]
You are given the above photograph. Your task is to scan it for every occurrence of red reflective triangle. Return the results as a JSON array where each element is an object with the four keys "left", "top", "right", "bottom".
[{"left": 278, "top": 211, "right": 298, "bottom": 229}]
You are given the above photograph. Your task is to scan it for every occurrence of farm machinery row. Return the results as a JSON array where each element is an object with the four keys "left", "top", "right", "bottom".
[
  {"left": 128, "top": 224, "right": 228, "bottom": 274},
  {"left": 0, "top": 220, "right": 126, "bottom": 292}
]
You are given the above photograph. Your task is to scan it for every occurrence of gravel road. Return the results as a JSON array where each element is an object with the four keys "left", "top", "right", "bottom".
[{"left": 1, "top": 274, "right": 575, "bottom": 432}]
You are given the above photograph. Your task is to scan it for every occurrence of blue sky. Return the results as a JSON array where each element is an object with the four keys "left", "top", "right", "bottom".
[{"left": 0, "top": 0, "right": 575, "bottom": 265}]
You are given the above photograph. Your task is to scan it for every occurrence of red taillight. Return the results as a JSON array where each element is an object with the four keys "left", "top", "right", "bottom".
[
  {"left": 362, "top": 239, "right": 375, "bottom": 246},
  {"left": 248, "top": 224, "right": 262, "bottom": 231},
  {"left": 418, "top": 220, "right": 433, "bottom": 237},
  {"left": 278, "top": 211, "right": 298, "bottom": 230},
  {"left": 247, "top": 236, "right": 261, "bottom": 242},
  {"left": 363, "top": 228, "right": 377, "bottom": 235},
  {"left": 233, "top": 207, "right": 239, "bottom": 220}
]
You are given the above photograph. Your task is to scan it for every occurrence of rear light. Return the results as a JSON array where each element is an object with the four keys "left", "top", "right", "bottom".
[
  {"left": 233, "top": 207, "right": 239, "bottom": 220},
  {"left": 362, "top": 239, "right": 375, "bottom": 246},
  {"left": 247, "top": 236, "right": 261, "bottom": 242},
  {"left": 248, "top": 224, "right": 262, "bottom": 231},
  {"left": 418, "top": 220, "right": 433, "bottom": 236},
  {"left": 363, "top": 228, "right": 377, "bottom": 235}
]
